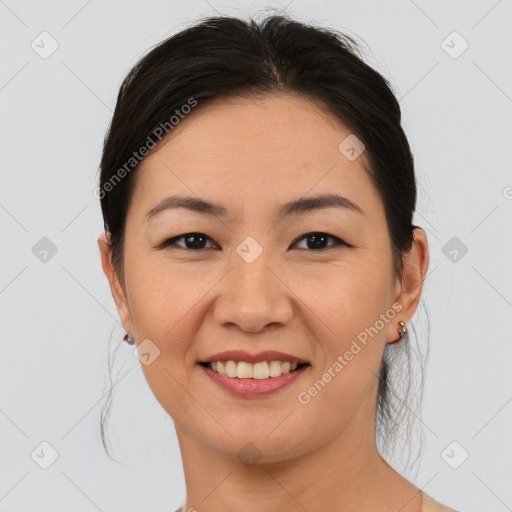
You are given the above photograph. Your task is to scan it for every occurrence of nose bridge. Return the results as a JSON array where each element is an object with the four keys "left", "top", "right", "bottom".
[
  {"left": 234, "top": 241, "right": 274, "bottom": 294},
  {"left": 213, "top": 235, "right": 292, "bottom": 332},
  {"left": 232, "top": 234, "right": 279, "bottom": 303}
]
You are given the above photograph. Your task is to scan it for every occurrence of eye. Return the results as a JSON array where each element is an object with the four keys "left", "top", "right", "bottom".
[
  {"left": 159, "top": 232, "right": 351, "bottom": 251},
  {"left": 292, "top": 232, "right": 351, "bottom": 251},
  {"left": 159, "top": 233, "right": 219, "bottom": 250}
]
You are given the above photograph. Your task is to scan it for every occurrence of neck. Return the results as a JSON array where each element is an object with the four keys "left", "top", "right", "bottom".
[{"left": 174, "top": 405, "right": 422, "bottom": 512}]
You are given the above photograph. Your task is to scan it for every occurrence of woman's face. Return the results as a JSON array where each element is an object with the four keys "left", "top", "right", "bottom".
[{"left": 100, "top": 92, "right": 425, "bottom": 463}]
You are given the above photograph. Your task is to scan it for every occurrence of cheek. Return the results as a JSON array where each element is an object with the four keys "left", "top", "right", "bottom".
[
  {"left": 301, "top": 257, "right": 392, "bottom": 395},
  {"left": 296, "top": 270, "right": 390, "bottom": 433},
  {"left": 125, "top": 250, "right": 199, "bottom": 340},
  {"left": 308, "top": 256, "right": 394, "bottom": 342}
]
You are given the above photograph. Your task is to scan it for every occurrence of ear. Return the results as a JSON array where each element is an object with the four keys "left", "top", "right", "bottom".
[
  {"left": 386, "top": 227, "right": 429, "bottom": 342},
  {"left": 98, "top": 231, "right": 133, "bottom": 333}
]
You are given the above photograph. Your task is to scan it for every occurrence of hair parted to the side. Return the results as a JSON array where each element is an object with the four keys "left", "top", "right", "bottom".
[{"left": 97, "top": 11, "right": 428, "bottom": 473}]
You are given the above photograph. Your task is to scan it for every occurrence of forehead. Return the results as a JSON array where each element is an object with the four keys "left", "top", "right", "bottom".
[{"left": 130, "top": 92, "right": 383, "bottom": 224}]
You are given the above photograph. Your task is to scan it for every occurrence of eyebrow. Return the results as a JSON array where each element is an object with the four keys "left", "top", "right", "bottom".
[{"left": 145, "top": 192, "right": 365, "bottom": 221}]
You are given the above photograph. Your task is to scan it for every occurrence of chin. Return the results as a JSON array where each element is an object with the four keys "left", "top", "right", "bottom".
[{"left": 199, "top": 423, "right": 314, "bottom": 465}]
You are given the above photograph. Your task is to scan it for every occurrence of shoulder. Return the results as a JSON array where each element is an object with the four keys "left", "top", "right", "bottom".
[{"left": 421, "top": 490, "right": 461, "bottom": 512}]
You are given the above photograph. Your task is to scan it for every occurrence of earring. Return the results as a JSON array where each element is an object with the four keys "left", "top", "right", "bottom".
[
  {"left": 389, "top": 321, "right": 407, "bottom": 344},
  {"left": 123, "top": 332, "right": 135, "bottom": 345},
  {"left": 397, "top": 320, "right": 407, "bottom": 339}
]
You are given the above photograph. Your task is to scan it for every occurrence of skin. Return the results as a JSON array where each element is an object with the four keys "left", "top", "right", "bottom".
[{"left": 98, "top": 92, "right": 429, "bottom": 512}]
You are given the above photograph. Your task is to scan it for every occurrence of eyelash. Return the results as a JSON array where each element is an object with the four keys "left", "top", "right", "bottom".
[{"left": 158, "top": 232, "right": 353, "bottom": 252}]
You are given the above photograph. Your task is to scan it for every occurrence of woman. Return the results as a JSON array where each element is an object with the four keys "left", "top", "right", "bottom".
[{"left": 97, "top": 13, "right": 460, "bottom": 512}]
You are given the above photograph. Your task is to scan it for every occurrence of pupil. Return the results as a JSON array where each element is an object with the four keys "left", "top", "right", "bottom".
[
  {"left": 308, "top": 233, "right": 327, "bottom": 249},
  {"left": 186, "top": 234, "right": 206, "bottom": 249}
]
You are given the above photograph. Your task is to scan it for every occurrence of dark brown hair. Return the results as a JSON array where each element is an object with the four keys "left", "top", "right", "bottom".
[{"left": 98, "top": 12, "right": 428, "bottom": 468}]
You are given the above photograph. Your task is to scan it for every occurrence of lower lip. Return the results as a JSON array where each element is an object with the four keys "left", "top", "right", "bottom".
[{"left": 199, "top": 364, "right": 310, "bottom": 397}]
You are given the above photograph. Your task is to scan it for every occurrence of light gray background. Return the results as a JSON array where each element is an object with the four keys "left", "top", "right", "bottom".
[{"left": 1, "top": 1, "right": 511, "bottom": 511}]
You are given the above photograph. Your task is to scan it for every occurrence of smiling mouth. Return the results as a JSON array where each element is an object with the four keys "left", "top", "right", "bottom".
[{"left": 199, "top": 361, "right": 310, "bottom": 380}]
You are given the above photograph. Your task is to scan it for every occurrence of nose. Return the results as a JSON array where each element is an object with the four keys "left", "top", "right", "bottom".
[{"left": 212, "top": 248, "right": 294, "bottom": 334}]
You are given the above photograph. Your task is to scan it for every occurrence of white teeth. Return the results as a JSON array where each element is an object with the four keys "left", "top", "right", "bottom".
[
  {"left": 208, "top": 360, "right": 301, "bottom": 379},
  {"left": 269, "top": 360, "right": 282, "bottom": 377},
  {"left": 236, "top": 361, "right": 253, "bottom": 379},
  {"left": 253, "top": 362, "right": 269, "bottom": 379},
  {"left": 225, "top": 360, "right": 237, "bottom": 378}
]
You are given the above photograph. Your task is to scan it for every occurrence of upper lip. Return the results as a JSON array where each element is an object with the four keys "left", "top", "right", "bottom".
[{"left": 200, "top": 350, "right": 310, "bottom": 365}]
